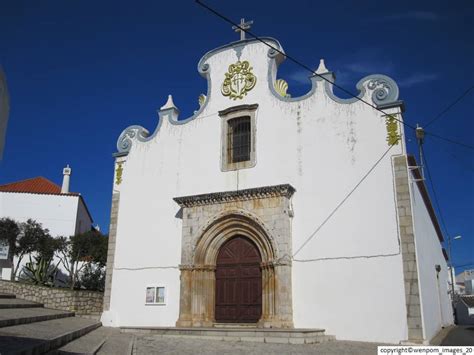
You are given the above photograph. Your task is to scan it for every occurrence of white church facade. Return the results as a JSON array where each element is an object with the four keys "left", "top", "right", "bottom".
[{"left": 101, "top": 35, "right": 453, "bottom": 344}]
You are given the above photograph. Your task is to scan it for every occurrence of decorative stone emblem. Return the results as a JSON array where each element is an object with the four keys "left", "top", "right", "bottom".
[
  {"left": 385, "top": 114, "right": 401, "bottom": 146},
  {"left": 221, "top": 60, "right": 257, "bottom": 100},
  {"left": 115, "top": 162, "right": 124, "bottom": 185}
]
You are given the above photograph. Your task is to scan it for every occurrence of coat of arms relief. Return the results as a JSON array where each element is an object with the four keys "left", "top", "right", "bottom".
[{"left": 221, "top": 60, "right": 257, "bottom": 100}]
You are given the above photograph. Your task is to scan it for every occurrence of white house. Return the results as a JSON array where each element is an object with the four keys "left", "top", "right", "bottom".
[
  {"left": 101, "top": 35, "right": 453, "bottom": 344},
  {"left": 0, "top": 166, "right": 93, "bottom": 280},
  {"left": 456, "top": 269, "right": 474, "bottom": 295}
]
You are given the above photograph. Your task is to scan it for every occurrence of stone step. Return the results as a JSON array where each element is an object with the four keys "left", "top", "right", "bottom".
[
  {"left": 53, "top": 327, "right": 134, "bottom": 355},
  {"left": 96, "top": 329, "right": 134, "bottom": 355},
  {"left": 0, "top": 293, "right": 16, "bottom": 299},
  {"left": 214, "top": 323, "right": 257, "bottom": 328},
  {"left": 0, "top": 298, "right": 43, "bottom": 309},
  {"left": 0, "top": 317, "right": 101, "bottom": 354},
  {"left": 120, "top": 327, "right": 336, "bottom": 344},
  {"left": 54, "top": 326, "right": 113, "bottom": 355},
  {"left": 0, "top": 307, "right": 74, "bottom": 328}
]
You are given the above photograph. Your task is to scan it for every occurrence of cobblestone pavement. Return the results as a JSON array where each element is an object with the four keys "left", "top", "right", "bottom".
[{"left": 134, "top": 336, "right": 383, "bottom": 355}]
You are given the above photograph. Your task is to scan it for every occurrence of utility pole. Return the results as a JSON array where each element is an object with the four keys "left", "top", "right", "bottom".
[
  {"left": 447, "top": 235, "right": 461, "bottom": 323},
  {"left": 415, "top": 124, "right": 425, "bottom": 180}
]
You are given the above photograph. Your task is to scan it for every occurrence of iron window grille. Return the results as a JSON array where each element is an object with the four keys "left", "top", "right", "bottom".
[{"left": 227, "top": 116, "right": 251, "bottom": 163}]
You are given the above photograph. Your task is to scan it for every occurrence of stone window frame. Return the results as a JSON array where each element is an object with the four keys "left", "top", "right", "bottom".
[
  {"left": 219, "top": 104, "right": 258, "bottom": 172},
  {"left": 145, "top": 284, "right": 167, "bottom": 306}
]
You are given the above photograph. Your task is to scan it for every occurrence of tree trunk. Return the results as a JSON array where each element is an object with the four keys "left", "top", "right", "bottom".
[{"left": 11, "top": 254, "right": 24, "bottom": 281}]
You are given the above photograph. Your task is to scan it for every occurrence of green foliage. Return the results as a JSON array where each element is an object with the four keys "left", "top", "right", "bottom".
[
  {"left": 59, "top": 230, "right": 108, "bottom": 289},
  {"left": 77, "top": 264, "right": 106, "bottom": 291},
  {"left": 22, "top": 255, "right": 59, "bottom": 286},
  {"left": 0, "top": 217, "right": 20, "bottom": 258},
  {"left": 69, "top": 230, "right": 108, "bottom": 266},
  {"left": 0, "top": 218, "right": 58, "bottom": 281}
]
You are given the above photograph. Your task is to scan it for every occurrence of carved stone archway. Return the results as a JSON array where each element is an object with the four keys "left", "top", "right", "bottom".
[{"left": 174, "top": 184, "right": 295, "bottom": 328}]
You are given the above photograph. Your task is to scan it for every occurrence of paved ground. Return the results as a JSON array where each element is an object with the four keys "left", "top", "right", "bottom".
[
  {"left": 441, "top": 325, "right": 474, "bottom": 346},
  {"left": 134, "top": 336, "right": 384, "bottom": 355}
]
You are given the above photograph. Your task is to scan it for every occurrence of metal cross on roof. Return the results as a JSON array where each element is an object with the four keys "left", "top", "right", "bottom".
[{"left": 232, "top": 18, "right": 253, "bottom": 41}]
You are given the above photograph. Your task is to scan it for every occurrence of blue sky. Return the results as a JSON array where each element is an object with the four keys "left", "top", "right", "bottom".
[{"left": 0, "top": 1, "right": 473, "bottom": 271}]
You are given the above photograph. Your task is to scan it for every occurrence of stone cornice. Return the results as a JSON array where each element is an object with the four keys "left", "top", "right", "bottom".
[
  {"left": 173, "top": 184, "right": 296, "bottom": 208},
  {"left": 218, "top": 104, "right": 259, "bottom": 116}
]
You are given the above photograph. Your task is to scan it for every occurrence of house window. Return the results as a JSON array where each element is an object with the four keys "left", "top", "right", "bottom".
[
  {"left": 145, "top": 286, "right": 166, "bottom": 305},
  {"left": 228, "top": 116, "right": 251, "bottom": 163},
  {"left": 219, "top": 104, "right": 258, "bottom": 171}
]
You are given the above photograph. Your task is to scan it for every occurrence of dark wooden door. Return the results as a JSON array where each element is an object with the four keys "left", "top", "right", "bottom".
[{"left": 215, "top": 236, "right": 262, "bottom": 323}]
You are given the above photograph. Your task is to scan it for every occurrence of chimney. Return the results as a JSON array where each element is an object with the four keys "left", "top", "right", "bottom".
[{"left": 61, "top": 165, "right": 72, "bottom": 193}]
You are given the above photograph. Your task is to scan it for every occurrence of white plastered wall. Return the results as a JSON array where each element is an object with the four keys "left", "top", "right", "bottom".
[
  {"left": 411, "top": 182, "right": 454, "bottom": 341},
  {"left": 106, "top": 40, "right": 409, "bottom": 343}
]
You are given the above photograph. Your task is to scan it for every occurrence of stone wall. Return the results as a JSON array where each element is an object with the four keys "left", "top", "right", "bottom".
[
  {"left": 393, "top": 155, "right": 424, "bottom": 342},
  {"left": 0, "top": 280, "right": 103, "bottom": 315}
]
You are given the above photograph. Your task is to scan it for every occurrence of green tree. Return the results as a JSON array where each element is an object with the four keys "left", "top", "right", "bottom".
[
  {"left": 0, "top": 218, "right": 21, "bottom": 279},
  {"left": 59, "top": 230, "right": 108, "bottom": 289},
  {"left": 0, "top": 219, "right": 51, "bottom": 281},
  {"left": 21, "top": 232, "right": 64, "bottom": 285}
]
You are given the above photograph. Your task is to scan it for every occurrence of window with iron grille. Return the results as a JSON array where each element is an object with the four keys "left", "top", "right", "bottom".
[
  {"left": 219, "top": 104, "right": 257, "bottom": 171},
  {"left": 228, "top": 116, "right": 251, "bottom": 163}
]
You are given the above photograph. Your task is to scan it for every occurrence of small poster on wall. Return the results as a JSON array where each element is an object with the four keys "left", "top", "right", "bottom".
[
  {"left": 146, "top": 287, "right": 155, "bottom": 303},
  {"left": 0, "top": 242, "right": 9, "bottom": 260}
]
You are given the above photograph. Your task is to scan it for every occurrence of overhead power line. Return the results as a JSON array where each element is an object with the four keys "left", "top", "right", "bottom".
[
  {"left": 421, "top": 145, "right": 451, "bottom": 238},
  {"left": 292, "top": 144, "right": 395, "bottom": 258},
  {"left": 196, "top": 0, "right": 474, "bottom": 151},
  {"left": 426, "top": 131, "right": 474, "bottom": 151},
  {"left": 425, "top": 85, "right": 474, "bottom": 128},
  {"left": 195, "top": 0, "right": 414, "bottom": 131},
  {"left": 195, "top": 1, "right": 472, "bottom": 260}
]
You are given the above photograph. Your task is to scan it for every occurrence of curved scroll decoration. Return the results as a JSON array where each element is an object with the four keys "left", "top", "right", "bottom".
[
  {"left": 116, "top": 125, "right": 150, "bottom": 154},
  {"left": 366, "top": 76, "right": 399, "bottom": 106},
  {"left": 319, "top": 74, "right": 400, "bottom": 106}
]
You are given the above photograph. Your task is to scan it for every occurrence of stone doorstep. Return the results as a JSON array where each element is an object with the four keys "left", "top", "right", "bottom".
[
  {"left": 138, "top": 333, "right": 334, "bottom": 345},
  {"left": 120, "top": 327, "right": 335, "bottom": 344}
]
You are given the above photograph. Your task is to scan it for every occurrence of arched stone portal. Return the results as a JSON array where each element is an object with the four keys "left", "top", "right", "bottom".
[{"left": 174, "top": 184, "right": 295, "bottom": 328}]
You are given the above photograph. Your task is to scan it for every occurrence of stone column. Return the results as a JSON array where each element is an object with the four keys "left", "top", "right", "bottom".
[
  {"left": 176, "top": 265, "right": 193, "bottom": 327},
  {"left": 190, "top": 266, "right": 215, "bottom": 327},
  {"left": 273, "top": 262, "right": 294, "bottom": 328},
  {"left": 393, "top": 155, "right": 424, "bottom": 342},
  {"left": 259, "top": 262, "right": 276, "bottom": 328},
  {"left": 103, "top": 191, "right": 120, "bottom": 311}
]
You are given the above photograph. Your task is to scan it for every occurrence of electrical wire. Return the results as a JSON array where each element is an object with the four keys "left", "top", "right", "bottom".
[
  {"left": 195, "top": 0, "right": 474, "bottom": 152},
  {"left": 425, "top": 131, "right": 474, "bottom": 151},
  {"left": 425, "top": 86, "right": 474, "bottom": 128},
  {"left": 421, "top": 144, "right": 451, "bottom": 238},
  {"left": 292, "top": 144, "right": 395, "bottom": 258}
]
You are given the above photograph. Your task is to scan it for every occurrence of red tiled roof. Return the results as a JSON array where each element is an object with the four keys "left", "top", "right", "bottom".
[{"left": 0, "top": 177, "right": 78, "bottom": 196}]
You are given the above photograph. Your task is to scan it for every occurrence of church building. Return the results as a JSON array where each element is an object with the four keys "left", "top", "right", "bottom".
[{"left": 101, "top": 28, "right": 453, "bottom": 344}]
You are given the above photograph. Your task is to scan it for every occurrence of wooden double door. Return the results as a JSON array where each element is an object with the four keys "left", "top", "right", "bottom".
[{"left": 215, "top": 236, "right": 262, "bottom": 323}]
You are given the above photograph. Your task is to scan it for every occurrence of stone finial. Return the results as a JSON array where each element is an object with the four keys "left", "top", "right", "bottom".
[
  {"left": 315, "top": 59, "right": 329, "bottom": 74},
  {"left": 160, "top": 95, "right": 178, "bottom": 111}
]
